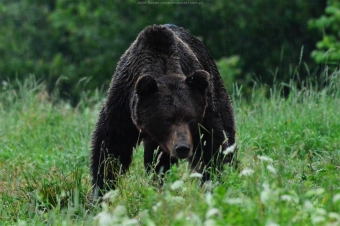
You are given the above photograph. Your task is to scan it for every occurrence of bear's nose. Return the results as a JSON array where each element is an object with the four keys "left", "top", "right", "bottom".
[{"left": 175, "top": 144, "right": 191, "bottom": 159}]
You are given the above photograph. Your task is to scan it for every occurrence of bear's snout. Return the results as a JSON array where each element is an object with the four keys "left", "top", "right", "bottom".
[
  {"left": 166, "top": 123, "right": 193, "bottom": 159},
  {"left": 175, "top": 144, "right": 191, "bottom": 159}
]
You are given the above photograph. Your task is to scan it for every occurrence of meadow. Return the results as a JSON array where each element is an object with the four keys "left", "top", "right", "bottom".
[{"left": 0, "top": 73, "right": 339, "bottom": 225}]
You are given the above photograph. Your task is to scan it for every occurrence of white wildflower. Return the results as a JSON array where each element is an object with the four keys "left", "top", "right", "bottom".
[
  {"left": 309, "top": 207, "right": 327, "bottom": 225},
  {"left": 266, "top": 165, "right": 277, "bottom": 175},
  {"left": 311, "top": 216, "right": 325, "bottom": 224},
  {"left": 280, "top": 194, "right": 299, "bottom": 204},
  {"left": 121, "top": 219, "right": 139, "bottom": 225},
  {"left": 280, "top": 195, "right": 292, "bottom": 202},
  {"left": 17, "top": 220, "right": 27, "bottom": 226},
  {"left": 152, "top": 202, "right": 162, "bottom": 212},
  {"left": 260, "top": 183, "right": 271, "bottom": 204},
  {"left": 329, "top": 212, "right": 340, "bottom": 221},
  {"left": 265, "top": 220, "right": 279, "bottom": 226},
  {"left": 223, "top": 143, "right": 236, "bottom": 155},
  {"left": 187, "top": 213, "right": 202, "bottom": 225},
  {"left": 204, "top": 219, "right": 217, "bottom": 226},
  {"left": 332, "top": 193, "right": 340, "bottom": 203},
  {"left": 94, "top": 205, "right": 139, "bottom": 226},
  {"left": 225, "top": 198, "right": 243, "bottom": 205},
  {"left": 166, "top": 192, "right": 184, "bottom": 203},
  {"left": 315, "top": 208, "right": 327, "bottom": 216},
  {"left": 102, "top": 190, "right": 119, "bottom": 203},
  {"left": 113, "top": 205, "right": 127, "bottom": 217},
  {"left": 239, "top": 168, "right": 254, "bottom": 177},
  {"left": 203, "top": 180, "right": 213, "bottom": 192},
  {"left": 94, "top": 211, "right": 114, "bottom": 226},
  {"left": 305, "top": 188, "right": 325, "bottom": 197},
  {"left": 190, "top": 172, "right": 203, "bottom": 178},
  {"left": 171, "top": 180, "right": 184, "bottom": 190},
  {"left": 64, "top": 103, "right": 71, "bottom": 110},
  {"left": 258, "top": 155, "right": 273, "bottom": 162},
  {"left": 171, "top": 196, "right": 184, "bottom": 202},
  {"left": 303, "top": 201, "right": 314, "bottom": 211},
  {"left": 205, "top": 192, "right": 213, "bottom": 206},
  {"left": 206, "top": 208, "right": 221, "bottom": 218},
  {"left": 175, "top": 212, "right": 202, "bottom": 225},
  {"left": 138, "top": 211, "right": 156, "bottom": 226}
]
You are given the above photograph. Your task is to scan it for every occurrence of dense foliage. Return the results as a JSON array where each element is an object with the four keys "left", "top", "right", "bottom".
[
  {"left": 309, "top": 0, "right": 340, "bottom": 67},
  {"left": 0, "top": 0, "right": 328, "bottom": 102}
]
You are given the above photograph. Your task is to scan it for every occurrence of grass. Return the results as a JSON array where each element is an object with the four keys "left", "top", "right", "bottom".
[{"left": 0, "top": 72, "right": 340, "bottom": 225}]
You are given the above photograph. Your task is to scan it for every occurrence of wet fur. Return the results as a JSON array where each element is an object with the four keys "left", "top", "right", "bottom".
[{"left": 90, "top": 25, "right": 236, "bottom": 198}]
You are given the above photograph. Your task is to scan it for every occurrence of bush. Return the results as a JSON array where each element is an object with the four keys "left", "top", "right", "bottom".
[{"left": 309, "top": 0, "right": 340, "bottom": 67}]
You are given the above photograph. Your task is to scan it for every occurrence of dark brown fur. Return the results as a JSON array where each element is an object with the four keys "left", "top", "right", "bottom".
[{"left": 90, "top": 24, "right": 236, "bottom": 198}]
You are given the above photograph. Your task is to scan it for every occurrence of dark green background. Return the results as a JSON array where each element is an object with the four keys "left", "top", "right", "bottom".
[{"left": 0, "top": 0, "right": 327, "bottom": 103}]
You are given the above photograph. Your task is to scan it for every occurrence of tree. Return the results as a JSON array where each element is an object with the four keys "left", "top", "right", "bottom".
[
  {"left": 0, "top": 0, "right": 327, "bottom": 102},
  {"left": 309, "top": 0, "right": 340, "bottom": 67}
]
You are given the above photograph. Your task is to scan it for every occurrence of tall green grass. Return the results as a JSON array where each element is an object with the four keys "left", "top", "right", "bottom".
[{"left": 0, "top": 72, "right": 339, "bottom": 225}]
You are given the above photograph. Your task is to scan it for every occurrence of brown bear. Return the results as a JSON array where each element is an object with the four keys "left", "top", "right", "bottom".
[{"left": 90, "top": 24, "right": 236, "bottom": 198}]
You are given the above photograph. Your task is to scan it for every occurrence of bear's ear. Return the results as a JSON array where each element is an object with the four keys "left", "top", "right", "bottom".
[
  {"left": 185, "top": 70, "right": 210, "bottom": 91},
  {"left": 135, "top": 76, "right": 158, "bottom": 98}
]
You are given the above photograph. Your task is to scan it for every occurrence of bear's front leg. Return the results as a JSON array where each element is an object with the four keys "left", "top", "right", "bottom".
[
  {"left": 143, "top": 139, "right": 159, "bottom": 174},
  {"left": 189, "top": 124, "right": 233, "bottom": 183},
  {"left": 143, "top": 139, "right": 178, "bottom": 183},
  {"left": 90, "top": 106, "right": 139, "bottom": 199}
]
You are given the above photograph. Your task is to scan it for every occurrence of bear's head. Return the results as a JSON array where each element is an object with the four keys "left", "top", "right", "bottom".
[{"left": 132, "top": 70, "right": 210, "bottom": 159}]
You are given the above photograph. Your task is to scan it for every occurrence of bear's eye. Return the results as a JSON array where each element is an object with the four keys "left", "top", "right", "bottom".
[
  {"left": 163, "top": 119, "right": 171, "bottom": 125},
  {"left": 188, "top": 117, "right": 195, "bottom": 123}
]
